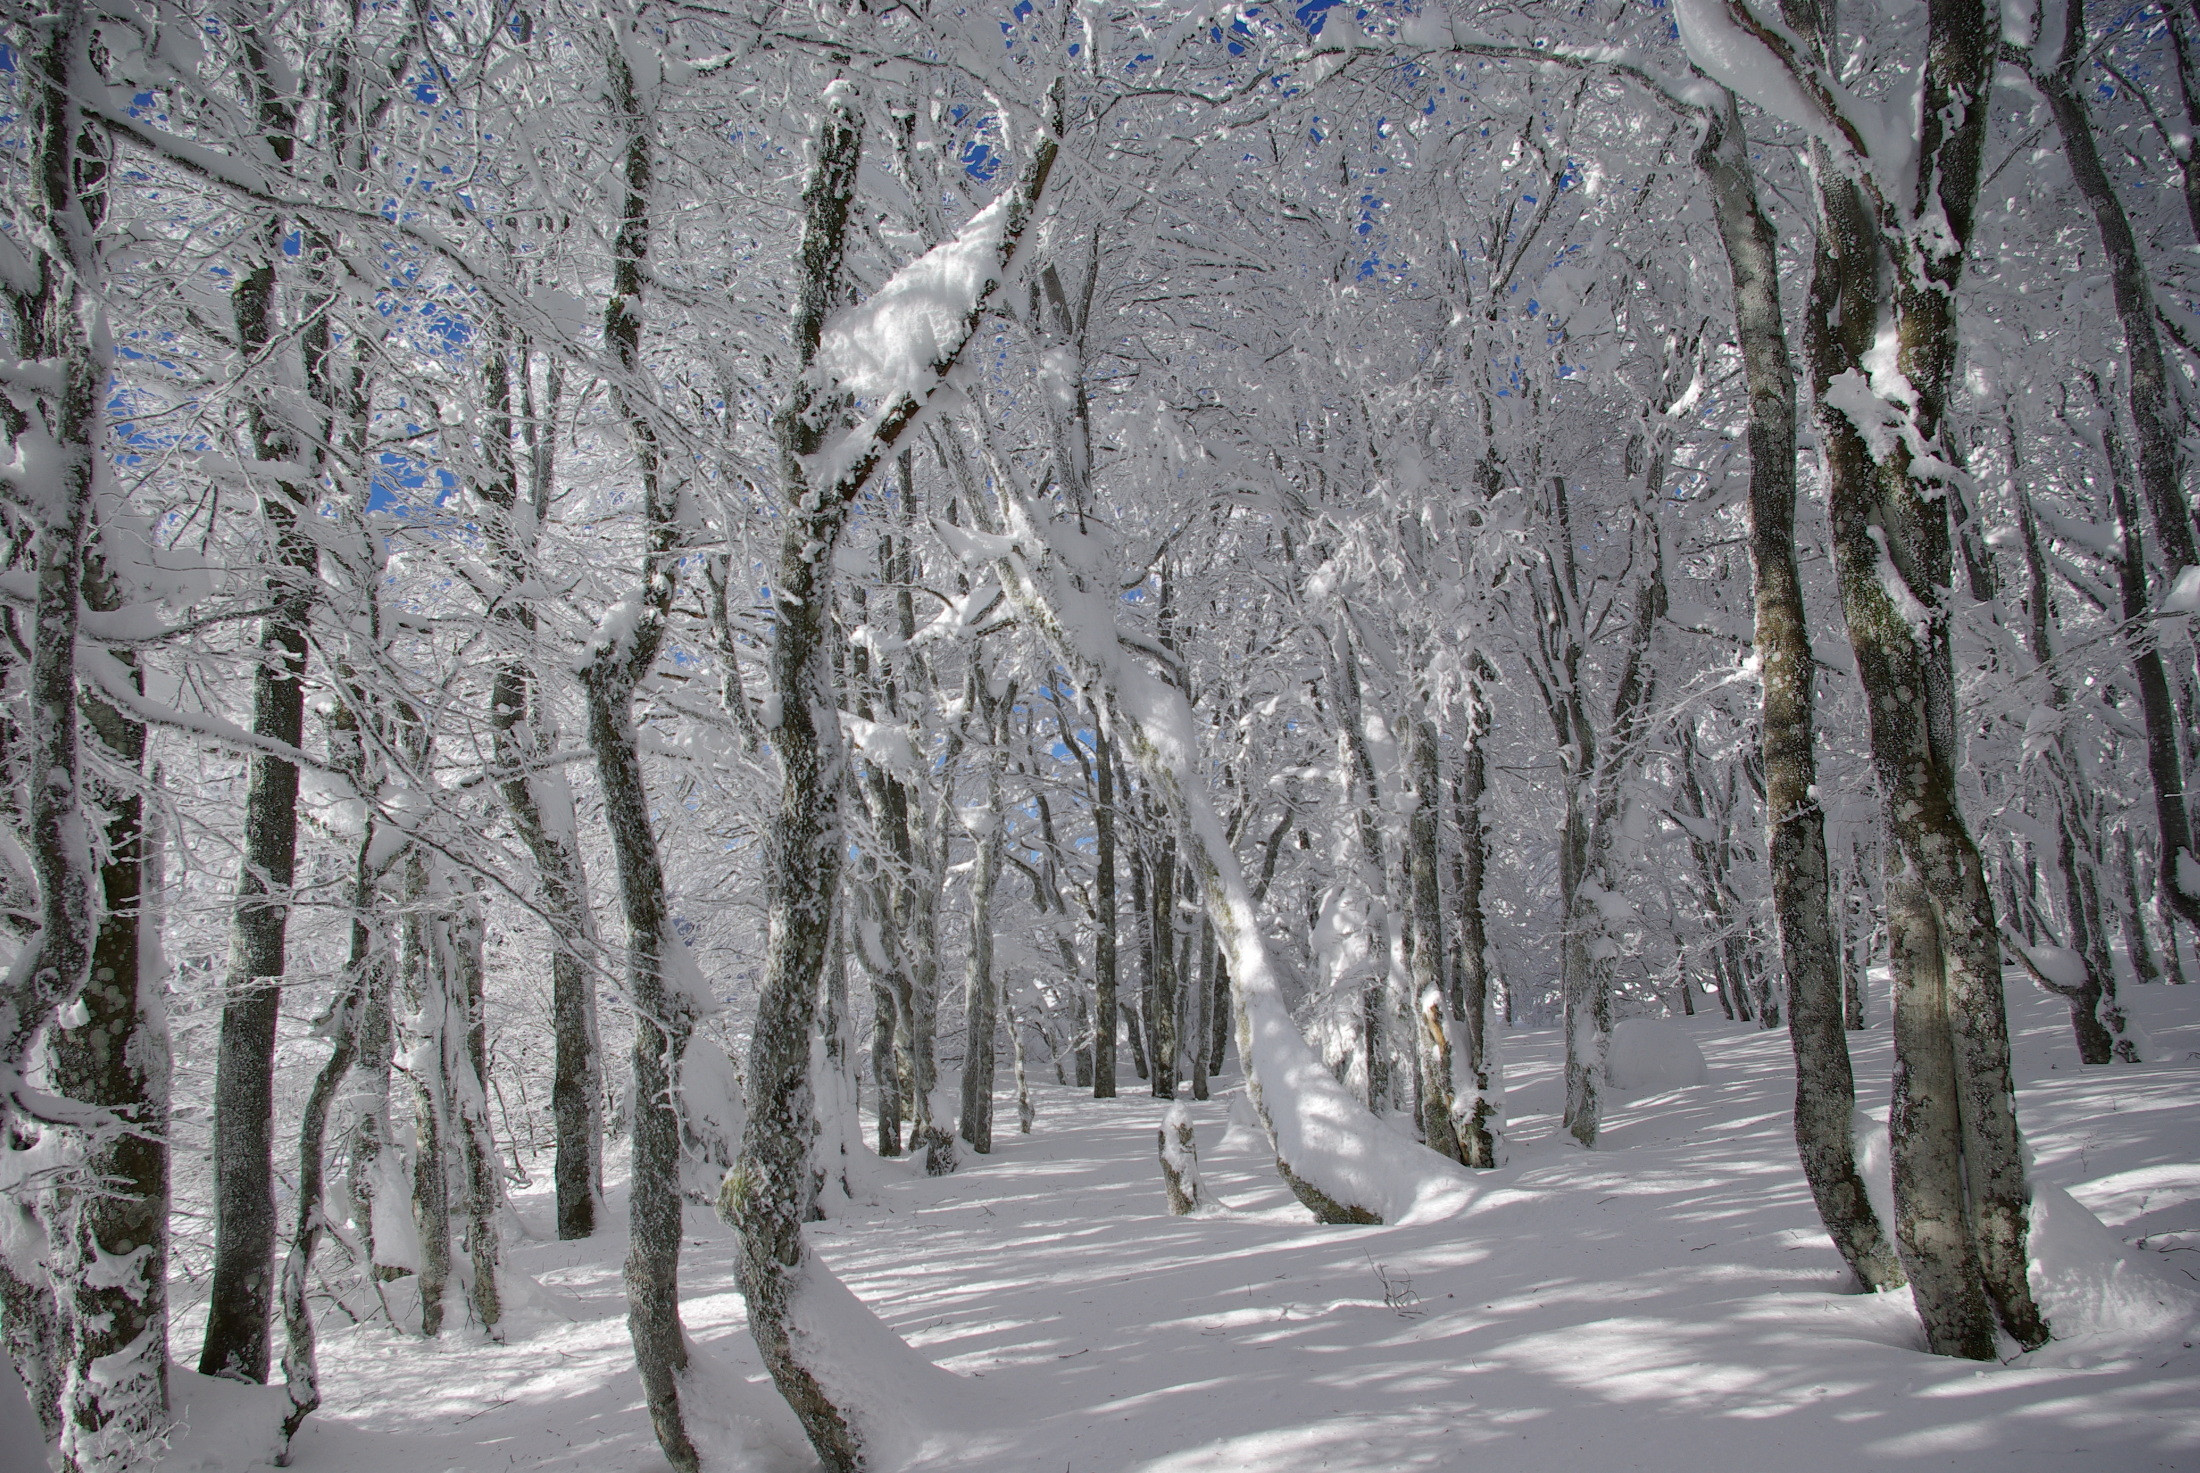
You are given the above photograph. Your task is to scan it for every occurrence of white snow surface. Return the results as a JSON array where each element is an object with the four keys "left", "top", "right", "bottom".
[
  {"left": 248, "top": 982, "right": 2200, "bottom": 1473},
  {"left": 1603, "top": 1017, "right": 1710, "bottom": 1093}
]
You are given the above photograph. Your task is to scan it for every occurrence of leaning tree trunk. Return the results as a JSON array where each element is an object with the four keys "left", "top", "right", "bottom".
[
  {"left": 1696, "top": 85, "right": 1903, "bottom": 1292},
  {"left": 972, "top": 428, "right": 1473, "bottom": 1224},
  {"left": 732, "top": 82, "right": 879, "bottom": 1473},
  {"left": 275, "top": 699, "right": 378, "bottom": 1455}
]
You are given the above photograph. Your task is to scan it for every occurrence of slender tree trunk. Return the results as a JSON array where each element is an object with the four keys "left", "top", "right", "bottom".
[
  {"left": 1449, "top": 679, "right": 1503, "bottom": 1166},
  {"left": 1150, "top": 831, "right": 1179, "bottom": 1100},
  {"left": 582, "top": 35, "right": 699, "bottom": 1468},
  {"left": 345, "top": 871, "right": 400, "bottom": 1285},
  {"left": 1698, "top": 86, "right": 1901, "bottom": 1291},
  {"left": 399, "top": 852, "right": 451, "bottom": 1338},
  {"left": 1130, "top": 823, "right": 1153, "bottom": 1082},
  {"left": 201, "top": 26, "right": 325, "bottom": 1381},
  {"left": 1405, "top": 715, "right": 1462, "bottom": 1163},
  {"left": 445, "top": 887, "right": 503, "bottom": 1335},
  {"left": 2120, "top": 827, "right": 2163, "bottom": 985},
  {"left": 198, "top": 312, "right": 316, "bottom": 1378},
  {"left": 1093, "top": 717, "right": 1119, "bottom": 1097},
  {"left": 871, "top": 970, "right": 902, "bottom": 1154},
  {"left": 484, "top": 341, "right": 601, "bottom": 1240},
  {"left": 906, "top": 775, "right": 953, "bottom": 1172},
  {"left": 275, "top": 751, "right": 373, "bottom": 1453},
  {"left": 959, "top": 684, "right": 1008, "bottom": 1153}
]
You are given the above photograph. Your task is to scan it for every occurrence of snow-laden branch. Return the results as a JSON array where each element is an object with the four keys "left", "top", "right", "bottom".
[
  {"left": 968, "top": 461, "right": 1476, "bottom": 1226},
  {"left": 799, "top": 78, "right": 1069, "bottom": 511}
]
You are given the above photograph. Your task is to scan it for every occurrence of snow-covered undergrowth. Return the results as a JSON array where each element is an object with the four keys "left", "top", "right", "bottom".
[{"left": 240, "top": 982, "right": 2199, "bottom": 1473}]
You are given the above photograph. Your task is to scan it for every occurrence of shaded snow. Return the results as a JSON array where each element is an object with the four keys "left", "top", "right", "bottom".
[
  {"left": 254, "top": 982, "right": 2199, "bottom": 1473},
  {"left": 1604, "top": 1018, "right": 1710, "bottom": 1093}
]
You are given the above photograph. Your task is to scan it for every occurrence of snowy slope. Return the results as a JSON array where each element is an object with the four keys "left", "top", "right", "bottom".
[{"left": 259, "top": 980, "right": 2200, "bottom": 1473}]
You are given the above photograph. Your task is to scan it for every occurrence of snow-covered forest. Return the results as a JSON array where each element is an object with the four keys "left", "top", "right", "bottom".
[{"left": 2, "top": 0, "right": 2198, "bottom": 1468}]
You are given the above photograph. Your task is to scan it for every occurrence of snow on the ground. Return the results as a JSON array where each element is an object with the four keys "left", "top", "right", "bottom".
[{"left": 264, "top": 980, "right": 2200, "bottom": 1473}]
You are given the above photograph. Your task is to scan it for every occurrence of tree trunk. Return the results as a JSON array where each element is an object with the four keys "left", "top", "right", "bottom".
[
  {"left": 582, "top": 34, "right": 699, "bottom": 1468},
  {"left": 201, "top": 26, "right": 325, "bottom": 1382},
  {"left": 276, "top": 710, "right": 375, "bottom": 1452},
  {"left": 54, "top": 658, "right": 169, "bottom": 1467},
  {"left": 484, "top": 340, "right": 601, "bottom": 1241},
  {"left": 1697, "top": 86, "right": 1901, "bottom": 1292},
  {"left": 445, "top": 887, "right": 504, "bottom": 1335},
  {"left": 1150, "top": 831, "right": 1179, "bottom": 1100},
  {"left": 13, "top": 27, "right": 163, "bottom": 1433},
  {"left": 732, "top": 77, "right": 1060, "bottom": 1472},
  {"left": 1799, "top": 0, "right": 2048, "bottom": 1353},
  {"left": 959, "top": 683, "right": 1008, "bottom": 1154},
  {"left": 1449, "top": 679, "right": 1504, "bottom": 1166},
  {"left": 1886, "top": 870, "right": 1997, "bottom": 1359},
  {"left": 2120, "top": 827, "right": 2163, "bottom": 986},
  {"left": 984, "top": 431, "right": 1471, "bottom": 1225},
  {"left": 399, "top": 852, "right": 451, "bottom": 1339},
  {"left": 1130, "top": 822, "right": 1153, "bottom": 1083},
  {"left": 1404, "top": 715, "right": 1462, "bottom": 1163},
  {"left": 1092, "top": 717, "right": 1120, "bottom": 1097}
]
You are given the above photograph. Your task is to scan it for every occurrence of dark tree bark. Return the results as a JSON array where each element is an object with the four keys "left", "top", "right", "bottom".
[
  {"left": 731, "top": 82, "right": 1060, "bottom": 1470},
  {"left": 1404, "top": 714, "right": 1463, "bottom": 1164},
  {"left": 0, "top": 16, "right": 170, "bottom": 1458},
  {"left": 1793, "top": 0, "right": 2049, "bottom": 1357},
  {"left": 578, "top": 33, "right": 699, "bottom": 1469},
  {"left": 1449, "top": 678, "right": 1503, "bottom": 1166},
  {"left": 1696, "top": 86, "right": 1901, "bottom": 1292},
  {"left": 1149, "top": 829, "right": 1179, "bottom": 1100},
  {"left": 55, "top": 641, "right": 168, "bottom": 1466},
  {"left": 398, "top": 851, "right": 450, "bottom": 1339},
  {"left": 482, "top": 338, "right": 601, "bottom": 1240},
  {"left": 2119, "top": 827, "right": 2163, "bottom": 986},
  {"left": 1093, "top": 718, "right": 1120, "bottom": 1097},
  {"left": 201, "top": 27, "right": 325, "bottom": 1383},
  {"left": 959, "top": 680, "right": 1009, "bottom": 1153}
]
